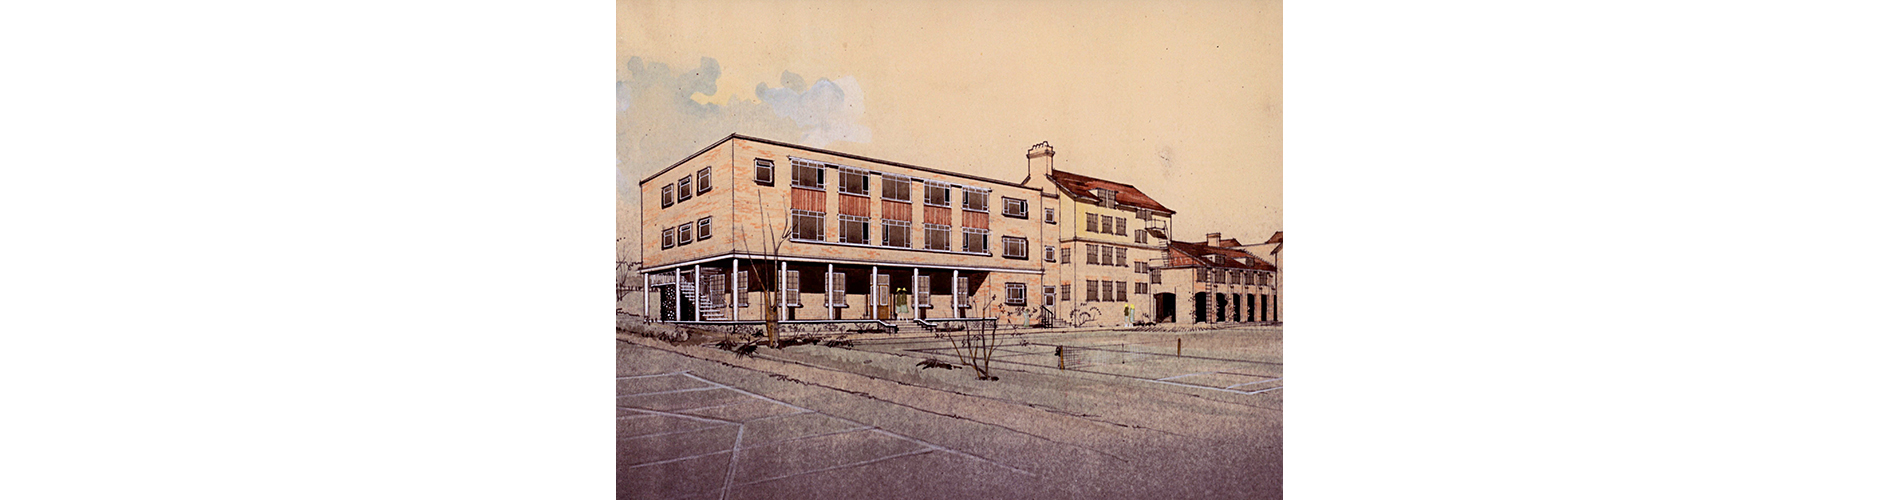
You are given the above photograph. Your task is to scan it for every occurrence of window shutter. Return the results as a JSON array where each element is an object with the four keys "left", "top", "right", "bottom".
[
  {"left": 784, "top": 270, "right": 800, "bottom": 306},
  {"left": 956, "top": 276, "right": 970, "bottom": 307},
  {"left": 915, "top": 275, "right": 930, "bottom": 306},
  {"left": 736, "top": 270, "right": 750, "bottom": 307},
  {"left": 829, "top": 272, "right": 845, "bottom": 306}
]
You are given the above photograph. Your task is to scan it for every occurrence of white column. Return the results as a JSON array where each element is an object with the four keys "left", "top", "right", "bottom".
[
  {"left": 912, "top": 267, "right": 920, "bottom": 319},
  {"left": 731, "top": 259, "right": 740, "bottom": 320},
  {"left": 692, "top": 264, "right": 701, "bottom": 319},
  {"left": 642, "top": 273, "right": 650, "bottom": 317},
  {"left": 871, "top": 265, "right": 879, "bottom": 310},
  {"left": 826, "top": 263, "right": 836, "bottom": 320},
  {"left": 779, "top": 260, "right": 789, "bottom": 321},
  {"left": 952, "top": 269, "right": 961, "bottom": 312},
  {"left": 673, "top": 267, "right": 682, "bottom": 322}
]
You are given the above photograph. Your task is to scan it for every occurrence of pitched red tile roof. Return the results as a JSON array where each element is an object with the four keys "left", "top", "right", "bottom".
[
  {"left": 1166, "top": 240, "right": 1278, "bottom": 271},
  {"left": 1047, "top": 169, "right": 1175, "bottom": 215}
]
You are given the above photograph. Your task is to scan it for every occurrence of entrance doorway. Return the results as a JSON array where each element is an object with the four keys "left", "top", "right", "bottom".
[{"left": 1156, "top": 293, "right": 1176, "bottom": 323}]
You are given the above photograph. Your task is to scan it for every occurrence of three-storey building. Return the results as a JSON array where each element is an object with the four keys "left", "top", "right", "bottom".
[
  {"left": 636, "top": 134, "right": 1056, "bottom": 327},
  {"left": 1020, "top": 142, "right": 1176, "bottom": 327}
]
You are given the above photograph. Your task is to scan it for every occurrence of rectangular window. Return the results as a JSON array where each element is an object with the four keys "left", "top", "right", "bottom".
[
  {"left": 923, "top": 184, "right": 951, "bottom": 207},
  {"left": 1134, "top": 261, "right": 1147, "bottom": 273},
  {"left": 792, "top": 162, "right": 825, "bottom": 189},
  {"left": 661, "top": 184, "right": 674, "bottom": 208},
  {"left": 1116, "top": 281, "right": 1128, "bottom": 302},
  {"left": 1096, "top": 189, "right": 1116, "bottom": 208},
  {"left": 676, "top": 223, "right": 693, "bottom": 246},
  {"left": 1151, "top": 270, "right": 1161, "bottom": 284},
  {"left": 754, "top": 159, "right": 775, "bottom": 185},
  {"left": 1060, "top": 247, "right": 1071, "bottom": 264},
  {"left": 1044, "top": 246, "right": 1057, "bottom": 262},
  {"left": 1135, "top": 282, "right": 1147, "bottom": 295},
  {"left": 1138, "top": 208, "right": 1152, "bottom": 220},
  {"left": 915, "top": 275, "right": 931, "bottom": 307},
  {"left": 791, "top": 210, "right": 825, "bottom": 241},
  {"left": 1116, "top": 247, "right": 1128, "bottom": 267},
  {"left": 1044, "top": 286, "right": 1057, "bottom": 306},
  {"left": 1044, "top": 208, "right": 1057, "bottom": 224},
  {"left": 956, "top": 276, "right": 970, "bottom": 307},
  {"left": 1001, "top": 197, "right": 1027, "bottom": 218},
  {"left": 840, "top": 215, "right": 870, "bottom": 244},
  {"left": 882, "top": 175, "right": 910, "bottom": 201},
  {"left": 962, "top": 228, "right": 989, "bottom": 254},
  {"left": 882, "top": 220, "right": 911, "bottom": 248},
  {"left": 736, "top": 270, "right": 750, "bottom": 307},
  {"left": 1001, "top": 236, "right": 1027, "bottom": 259},
  {"left": 1005, "top": 283, "right": 1026, "bottom": 306},
  {"left": 1115, "top": 217, "right": 1127, "bottom": 235},
  {"left": 677, "top": 177, "right": 693, "bottom": 202},
  {"left": 841, "top": 170, "right": 870, "bottom": 196},
  {"left": 963, "top": 190, "right": 988, "bottom": 212},
  {"left": 1086, "top": 213, "right": 1099, "bottom": 233},
  {"left": 1086, "top": 280, "right": 1098, "bottom": 302},
  {"left": 1196, "top": 268, "right": 1208, "bottom": 282},
  {"left": 1213, "top": 269, "right": 1226, "bottom": 284},
  {"left": 924, "top": 223, "right": 951, "bottom": 250},
  {"left": 1061, "top": 284, "right": 1072, "bottom": 301},
  {"left": 1084, "top": 244, "right": 1097, "bottom": 265},
  {"left": 697, "top": 216, "right": 712, "bottom": 240},
  {"left": 1136, "top": 230, "right": 1148, "bottom": 244},
  {"left": 782, "top": 270, "right": 800, "bottom": 306},
  {"left": 828, "top": 272, "right": 846, "bottom": 306},
  {"left": 661, "top": 227, "right": 675, "bottom": 249},
  {"left": 696, "top": 167, "right": 712, "bottom": 194}
]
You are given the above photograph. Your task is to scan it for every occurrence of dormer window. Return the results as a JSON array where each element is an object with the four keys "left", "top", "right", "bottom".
[{"left": 1094, "top": 189, "right": 1117, "bottom": 208}]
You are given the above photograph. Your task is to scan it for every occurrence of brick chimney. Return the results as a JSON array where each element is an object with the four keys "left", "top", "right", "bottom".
[
  {"left": 1206, "top": 232, "right": 1221, "bottom": 246},
  {"left": 1027, "top": 141, "right": 1055, "bottom": 177}
]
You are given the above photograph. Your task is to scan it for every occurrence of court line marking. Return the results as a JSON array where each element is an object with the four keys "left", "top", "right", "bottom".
[
  {"left": 623, "top": 422, "right": 733, "bottom": 441},
  {"left": 719, "top": 423, "right": 745, "bottom": 500},
  {"left": 621, "top": 385, "right": 726, "bottom": 398},
  {"left": 618, "top": 371, "right": 690, "bottom": 380},
  {"left": 674, "top": 372, "right": 1036, "bottom": 477},
  {"left": 735, "top": 448, "right": 937, "bottom": 487},
  {"left": 1226, "top": 377, "right": 1283, "bottom": 389},
  {"left": 1157, "top": 371, "right": 1220, "bottom": 381},
  {"left": 627, "top": 426, "right": 875, "bottom": 469},
  {"left": 620, "top": 406, "right": 740, "bottom": 426}
]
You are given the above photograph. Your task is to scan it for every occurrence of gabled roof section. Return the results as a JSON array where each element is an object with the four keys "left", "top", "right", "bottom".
[
  {"left": 1167, "top": 240, "right": 1277, "bottom": 271},
  {"left": 1047, "top": 169, "right": 1175, "bottom": 215}
]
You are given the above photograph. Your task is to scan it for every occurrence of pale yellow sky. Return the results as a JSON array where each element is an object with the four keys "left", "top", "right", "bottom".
[{"left": 619, "top": 0, "right": 1280, "bottom": 257}]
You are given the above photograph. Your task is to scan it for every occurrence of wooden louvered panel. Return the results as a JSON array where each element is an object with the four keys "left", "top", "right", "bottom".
[
  {"left": 923, "top": 206, "right": 952, "bottom": 226},
  {"left": 839, "top": 193, "right": 872, "bottom": 217},
  {"left": 791, "top": 187, "right": 825, "bottom": 212},
  {"left": 961, "top": 210, "right": 988, "bottom": 230},
  {"left": 881, "top": 200, "right": 911, "bottom": 221}
]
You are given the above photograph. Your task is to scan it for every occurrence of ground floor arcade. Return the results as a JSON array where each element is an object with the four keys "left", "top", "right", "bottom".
[{"left": 641, "top": 256, "right": 1048, "bottom": 326}]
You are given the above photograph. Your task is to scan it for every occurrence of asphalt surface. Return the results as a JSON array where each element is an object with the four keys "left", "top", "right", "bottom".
[{"left": 618, "top": 326, "right": 1281, "bottom": 499}]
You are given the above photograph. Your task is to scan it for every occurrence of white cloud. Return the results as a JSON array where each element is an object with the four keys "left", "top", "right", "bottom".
[{"left": 756, "top": 74, "right": 872, "bottom": 148}]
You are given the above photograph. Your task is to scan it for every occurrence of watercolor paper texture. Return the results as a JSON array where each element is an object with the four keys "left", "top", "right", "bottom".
[{"left": 619, "top": 1, "right": 1281, "bottom": 498}]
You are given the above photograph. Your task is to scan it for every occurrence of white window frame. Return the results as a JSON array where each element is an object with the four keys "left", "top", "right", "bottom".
[
  {"left": 754, "top": 159, "right": 775, "bottom": 185},
  {"left": 923, "top": 223, "right": 951, "bottom": 251},
  {"left": 696, "top": 167, "right": 712, "bottom": 194},
  {"left": 1044, "top": 246, "right": 1057, "bottom": 262},
  {"left": 962, "top": 227, "right": 989, "bottom": 254},
  {"left": 1001, "top": 197, "right": 1027, "bottom": 218},
  {"left": 791, "top": 209, "right": 826, "bottom": 241},
  {"left": 839, "top": 214, "right": 871, "bottom": 245},
  {"left": 882, "top": 219, "right": 911, "bottom": 248},
  {"left": 1005, "top": 283, "right": 1026, "bottom": 306},
  {"left": 882, "top": 175, "right": 911, "bottom": 202},
  {"left": 1001, "top": 236, "right": 1028, "bottom": 259},
  {"left": 697, "top": 216, "right": 712, "bottom": 240}
]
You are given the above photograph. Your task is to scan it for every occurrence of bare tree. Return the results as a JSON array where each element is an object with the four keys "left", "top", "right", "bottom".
[
  {"left": 736, "top": 191, "right": 795, "bottom": 348},
  {"left": 932, "top": 296, "right": 1027, "bottom": 380},
  {"left": 615, "top": 237, "right": 639, "bottom": 314}
]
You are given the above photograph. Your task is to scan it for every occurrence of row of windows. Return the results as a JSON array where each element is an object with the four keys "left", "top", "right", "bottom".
[
  {"left": 660, "top": 167, "right": 715, "bottom": 208},
  {"left": 777, "top": 160, "right": 1021, "bottom": 215},
  {"left": 785, "top": 212, "right": 1050, "bottom": 257},
  {"left": 1083, "top": 244, "right": 1129, "bottom": 267},
  {"left": 1083, "top": 280, "right": 1131, "bottom": 302},
  {"left": 1086, "top": 213, "right": 1124, "bottom": 237},
  {"left": 660, "top": 216, "right": 714, "bottom": 249},
  {"left": 1195, "top": 267, "right": 1274, "bottom": 285}
]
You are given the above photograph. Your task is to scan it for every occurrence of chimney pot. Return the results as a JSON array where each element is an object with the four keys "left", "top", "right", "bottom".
[
  {"left": 1206, "top": 232, "right": 1221, "bottom": 246},
  {"left": 1027, "top": 141, "right": 1056, "bottom": 176}
]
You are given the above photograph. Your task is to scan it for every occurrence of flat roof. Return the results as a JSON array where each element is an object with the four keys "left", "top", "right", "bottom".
[{"left": 639, "top": 133, "right": 1035, "bottom": 190}]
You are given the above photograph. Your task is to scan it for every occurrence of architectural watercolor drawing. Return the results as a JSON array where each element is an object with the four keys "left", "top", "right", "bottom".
[{"left": 618, "top": 1, "right": 1281, "bottom": 498}]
